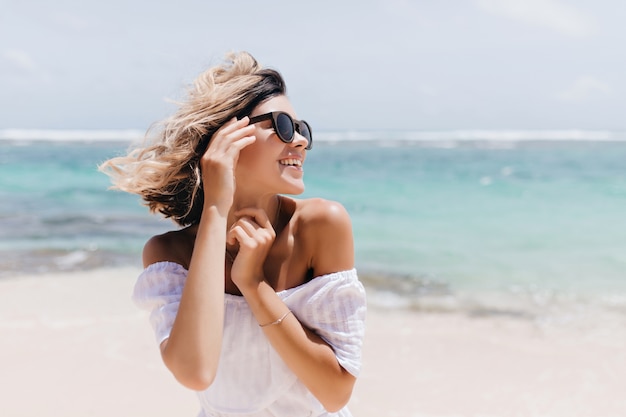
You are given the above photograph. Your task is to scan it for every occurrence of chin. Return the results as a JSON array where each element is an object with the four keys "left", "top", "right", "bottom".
[{"left": 281, "top": 181, "right": 305, "bottom": 195}]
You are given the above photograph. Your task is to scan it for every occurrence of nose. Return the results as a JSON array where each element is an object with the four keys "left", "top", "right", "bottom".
[{"left": 291, "top": 131, "right": 310, "bottom": 149}]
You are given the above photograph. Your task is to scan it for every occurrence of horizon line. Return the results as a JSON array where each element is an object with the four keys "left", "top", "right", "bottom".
[{"left": 1, "top": 128, "right": 625, "bottom": 142}]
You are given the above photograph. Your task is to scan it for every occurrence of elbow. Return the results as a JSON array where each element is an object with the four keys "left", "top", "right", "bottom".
[
  {"left": 173, "top": 368, "right": 216, "bottom": 391},
  {"left": 322, "top": 391, "right": 352, "bottom": 413},
  {"left": 162, "top": 348, "right": 218, "bottom": 391},
  {"left": 321, "top": 377, "right": 355, "bottom": 413}
]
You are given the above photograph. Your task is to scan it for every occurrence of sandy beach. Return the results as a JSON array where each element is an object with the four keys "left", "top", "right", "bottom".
[{"left": 1, "top": 268, "right": 625, "bottom": 417}]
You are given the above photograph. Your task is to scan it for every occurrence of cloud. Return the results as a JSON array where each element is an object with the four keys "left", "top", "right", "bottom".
[
  {"left": 475, "top": 0, "right": 596, "bottom": 38},
  {"left": 2, "top": 49, "right": 38, "bottom": 74},
  {"left": 556, "top": 76, "right": 611, "bottom": 102},
  {"left": 1, "top": 49, "right": 51, "bottom": 83}
]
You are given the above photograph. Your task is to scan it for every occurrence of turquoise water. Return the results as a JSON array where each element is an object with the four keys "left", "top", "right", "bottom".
[
  {"left": 305, "top": 141, "right": 626, "bottom": 295},
  {"left": 1, "top": 136, "right": 626, "bottom": 315}
]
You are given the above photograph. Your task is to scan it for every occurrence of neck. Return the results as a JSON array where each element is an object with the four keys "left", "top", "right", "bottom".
[{"left": 227, "top": 193, "right": 282, "bottom": 230}]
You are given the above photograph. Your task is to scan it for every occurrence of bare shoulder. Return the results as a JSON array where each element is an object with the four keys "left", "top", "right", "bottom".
[
  {"left": 296, "top": 197, "right": 352, "bottom": 229},
  {"left": 294, "top": 198, "right": 354, "bottom": 275},
  {"left": 142, "top": 227, "right": 195, "bottom": 269}
]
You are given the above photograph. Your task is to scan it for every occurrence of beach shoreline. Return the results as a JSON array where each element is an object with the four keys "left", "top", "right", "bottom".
[{"left": 1, "top": 267, "right": 625, "bottom": 417}]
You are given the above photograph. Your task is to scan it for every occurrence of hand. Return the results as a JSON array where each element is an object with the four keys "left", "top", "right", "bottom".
[
  {"left": 200, "top": 117, "right": 256, "bottom": 212},
  {"left": 227, "top": 207, "right": 276, "bottom": 292}
]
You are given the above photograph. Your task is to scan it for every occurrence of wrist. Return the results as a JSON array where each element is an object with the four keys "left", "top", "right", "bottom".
[
  {"left": 202, "top": 199, "right": 231, "bottom": 218},
  {"left": 238, "top": 281, "right": 292, "bottom": 329},
  {"left": 236, "top": 278, "right": 264, "bottom": 299},
  {"left": 259, "top": 310, "right": 292, "bottom": 327},
  {"left": 238, "top": 276, "right": 278, "bottom": 304}
]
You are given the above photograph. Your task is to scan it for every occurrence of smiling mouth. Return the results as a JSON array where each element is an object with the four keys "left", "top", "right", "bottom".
[{"left": 279, "top": 159, "right": 302, "bottom": 167}]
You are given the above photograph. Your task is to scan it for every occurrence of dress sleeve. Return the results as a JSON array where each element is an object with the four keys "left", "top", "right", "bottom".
[
  {"left": 285, "top": 269, "right": 367, "bottom": 377},
  {"left": 131, "top": 261, "right": 188, "bottom": 345}
]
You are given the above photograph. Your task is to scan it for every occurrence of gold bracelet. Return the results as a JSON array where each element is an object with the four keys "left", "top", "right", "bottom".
[{"left": 259, "top": 310, "right": 292, "bottom": 327}]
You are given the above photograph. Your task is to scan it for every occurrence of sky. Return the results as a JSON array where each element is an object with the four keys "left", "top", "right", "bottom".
[{"left": 1, "top": 0, "right": 625, "bottom": 131}]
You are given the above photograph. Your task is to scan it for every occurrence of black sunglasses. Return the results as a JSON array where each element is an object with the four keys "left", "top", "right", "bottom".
[{"left": 248, "top": 111, "right": 313, "bottom": 150}]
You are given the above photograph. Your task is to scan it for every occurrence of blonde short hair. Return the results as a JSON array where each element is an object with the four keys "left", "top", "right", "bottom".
[{"left": 99, "top": 51, "right": 286, "bottom": 226}]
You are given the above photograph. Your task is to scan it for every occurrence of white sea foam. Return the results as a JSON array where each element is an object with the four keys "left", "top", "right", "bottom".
[
  {"left": 1, "top": 128, "right": 625, "bottom": 143},
  {"left": 316, "top": 129, "right": 625, "bottom": 142},
  {"left": 0, "top": 128, "right": 144, "bottom": 142},
  {"left": 54, "top": 250, "right": 89, "bottom": 268}
]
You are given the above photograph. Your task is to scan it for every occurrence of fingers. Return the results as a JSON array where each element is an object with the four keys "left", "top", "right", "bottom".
[
  {"left": 228, "top": 223, "right": 270, "bottom": 251},
  {"left": 234, "top": 207, "right": 274, "bottom": 231},
  {"left": 225, "top": 207, "right": 278, "bottom": 289},
  {"left": 208, "top": 117, "right": 256, "bottom": 155},
  {"left": 199, "top": 117, "right": 256, "bottom": 205},
  {"left": 226, "top": 208, "right": 276, "bottom": 250},
  {"left": 228, "top": 216, "right": 275, "bottom": 246}
]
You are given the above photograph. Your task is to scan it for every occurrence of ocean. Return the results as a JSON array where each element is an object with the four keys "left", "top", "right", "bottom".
[{"left": 1, "top": 130, "right": 626, "bottom": 323}]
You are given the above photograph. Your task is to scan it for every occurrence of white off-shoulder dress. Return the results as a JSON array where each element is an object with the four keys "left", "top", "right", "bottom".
[{"left": 132, "top": 262, "right": 367, "bottom": 417}]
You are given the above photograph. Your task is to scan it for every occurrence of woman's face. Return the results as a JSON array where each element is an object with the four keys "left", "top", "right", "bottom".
[{"left": 235, "top": 95, "right": 309, "bottom": 196}]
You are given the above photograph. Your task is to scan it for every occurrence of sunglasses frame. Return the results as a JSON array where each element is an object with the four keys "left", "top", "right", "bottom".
[{"left": 248, "top": 111, "right": 313, "bottom": 150}]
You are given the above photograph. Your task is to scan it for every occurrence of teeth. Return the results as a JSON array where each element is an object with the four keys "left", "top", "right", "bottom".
[{"left": 280, "top": 159, "right": 302, "bottom": 166}]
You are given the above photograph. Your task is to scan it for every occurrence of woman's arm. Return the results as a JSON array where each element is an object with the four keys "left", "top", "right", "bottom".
[
  {"left": 142, "top": 208, "right": 227, "bottom": 390},
  {"left": 143, "top": 118, "right": 257, "bottom": 391},
  {"left": 233, "top": 199, "right": 358, "bottom": 412}
]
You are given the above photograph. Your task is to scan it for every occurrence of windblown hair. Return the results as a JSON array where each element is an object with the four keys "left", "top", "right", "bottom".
[{"left": 99, "top": 51, "right": 286, "bottom": 226}]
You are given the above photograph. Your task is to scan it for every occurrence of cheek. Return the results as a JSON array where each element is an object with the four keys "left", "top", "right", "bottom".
[
  {"left": 237, "top": 136, "right": 265, "bottom": 162},
  {"left": 236, "top": 142, "right": 273, "bottom": 176},
  {"left": 237, "top": 146, "right": 255, "bottom": 166},
  {"left": 235, "top": 128, "right": 284, "bottom": 176}
]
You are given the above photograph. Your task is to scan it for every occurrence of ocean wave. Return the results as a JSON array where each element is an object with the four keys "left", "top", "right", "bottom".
[
  {"left": 0, "top": 128, "right": 144, "bottom": 142},
  {"left": 1, "top": 246, "right": 624, "bottom": 333},
  {"left": 360, "top": 270, "right": 626, "bottom": 335},
  {"left": 316, "top": 129, "right": 626, "bottom": 142},
  {"left": 2, "top": 128, "right": 625, "bottom": 143},
  {"left": 0, "top": 248, "right": 141, "bottom": 278}
]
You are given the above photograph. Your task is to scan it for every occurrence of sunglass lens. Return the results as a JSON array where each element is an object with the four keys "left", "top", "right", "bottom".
[
  {"left": 298, "top": 122, "right": 312, "bottom": 149},
  {"left": 276, "top": 113, "right": 295, "bottom": 142}
]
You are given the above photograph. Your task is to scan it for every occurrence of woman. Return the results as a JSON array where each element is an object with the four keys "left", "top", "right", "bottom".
[{"left": 100, "top": 51, "right": 366, "bottom": 417}]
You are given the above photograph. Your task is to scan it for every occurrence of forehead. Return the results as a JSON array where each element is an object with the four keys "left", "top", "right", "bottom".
[{"left": 251, "top": 95, "right": 297, "bottom": 118}]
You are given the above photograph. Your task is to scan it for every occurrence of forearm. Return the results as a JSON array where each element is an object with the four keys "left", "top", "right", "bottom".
[
  {"left": 162, "top": 205, "right": 227, "bottom": 390},
  {"left": 241, "top": 281, "right": 356, "bottom": 412}
]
